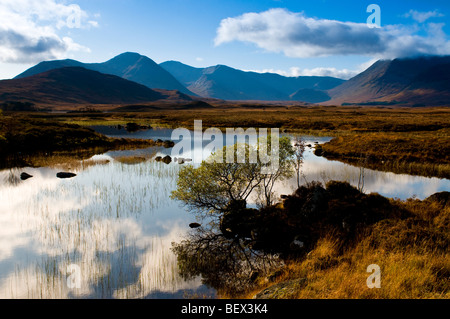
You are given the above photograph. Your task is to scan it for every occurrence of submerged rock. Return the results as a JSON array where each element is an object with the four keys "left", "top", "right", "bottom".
[
  {"left": 189, "top": 223, "right": 202, "bottom": 229},
  {"left": 20, "top": 172, "right": 33, "bottom": 181},
  {"left": 56, "top": 172, "right": 77, "bottom": 179}
]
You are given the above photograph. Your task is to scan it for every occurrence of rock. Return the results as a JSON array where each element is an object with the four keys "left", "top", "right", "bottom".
[
  {"left": 161, "top": 156, "right": 172, "bottom": 164},
  {"left": 56, "top": 172, "right": 77, "bottom": 179},
  {"left": 314, "top": 145, "right": 324, "bottom": 156},
  {"left": 20, "top": 172, "right": 33, "bottom": 181},
  {"left": 178, "top": 158, "right": 185, "bottom": 164},
  {"left": 280, "top": 195, "right": 289, "bottom": 200},
  {"left": 189, "top": 223, "right": 201, "bottom": 229},
  {"left": 163, "top": 140, "right": 175, "bottom": 148},
  {"left": 155, "top": 156, "right": 162, "bottom": 162},
  {"left": 125, "top": 123, "right": 141, "bottom": 132}
]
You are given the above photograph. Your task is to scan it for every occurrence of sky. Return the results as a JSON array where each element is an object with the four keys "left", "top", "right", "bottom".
[{"left": 0, "top": 0, "right": 449, "bottom": 80}]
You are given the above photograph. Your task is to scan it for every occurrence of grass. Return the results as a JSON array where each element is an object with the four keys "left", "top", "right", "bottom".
[
  {"left": 18, "top": 105, "right": 449, "bottom": 178},
  {"left": 0, "top": 114, "right": 172, "bottom": 168},
  {"left": 320, "top": 131, "right": 450, "bottom": 178},
  {"left": 235, "top": 188, "right": 449, "bottom": 299}
]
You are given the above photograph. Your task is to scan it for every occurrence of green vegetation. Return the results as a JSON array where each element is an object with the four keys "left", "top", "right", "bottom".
[{"left": 171, "top": 136, "right": 297, "bottom": 213}]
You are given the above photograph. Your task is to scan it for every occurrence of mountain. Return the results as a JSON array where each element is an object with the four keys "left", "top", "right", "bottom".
[
  {"left": 15, "top": 52, "right": 196, "bottom": 96},
  {"left": 160, "top": 61, "right": 344, "bottom": 102},
  {"left": 327, "top": 56, "right": 450, "bottom": 106},
  {"left": 0, "top": 67, "right": 169, "bottom": 106}
]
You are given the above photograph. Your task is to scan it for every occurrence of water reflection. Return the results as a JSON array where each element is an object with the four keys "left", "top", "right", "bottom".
[
  {"left": 0, "top": 127, "right": 448, "bottom": 299},
  {"left": 0, "top": 158, "right": 214, "bottom": 298}
]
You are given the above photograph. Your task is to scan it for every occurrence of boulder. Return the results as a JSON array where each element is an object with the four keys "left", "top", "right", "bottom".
[
  {"left": 56, "top": 172, "right": 77, "bottom": 179},
  {"left": 20, "top": 172, "right": 33, "bottom": 181},
  {"left": 163, "top": 140, "right": 175, "bottom": 148},
  {"left": 161, "top": 156, "right": 172, "bottom": 164},
  {"left": 125, "top": 123, "right": 141, "bottom": 132}
]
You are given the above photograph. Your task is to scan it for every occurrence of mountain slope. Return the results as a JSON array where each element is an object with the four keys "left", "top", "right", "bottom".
[
  {"left": 159, "top": 61, "right": 204, "bottom": 87},
  {"left": 15, "top": 53, "right": 195, "bottom": 96},
  {"left": 1, "top": 67, "right": 166, "bottom": 105},
  {"left": 160, "top": 61, "right": 345, "bottom": 102},
  {"left": 327, "top": 56, "right": 450, "bottom": 106},
  {"left": 188, "top": 65, "right": 288, "bottom": 101}
]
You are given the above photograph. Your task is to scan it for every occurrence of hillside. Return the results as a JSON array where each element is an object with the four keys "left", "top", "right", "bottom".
[
  {"left": 0, "top": 67, "right": 167, "bottom": 106},
  {"left": 327, "top": 56, "right": 450, "bottom": 106}
]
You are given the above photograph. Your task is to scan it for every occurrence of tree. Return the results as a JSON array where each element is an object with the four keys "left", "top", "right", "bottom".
[
  {"left": 256, "top": 135, "right": 295, "bottom": 207},
  {"left": 293, "top": 136, "right": 306, "bottom": 188},
  {"left": 171, "top": 142, "right": 261, "bottom": 217},
  {"left": 171, "top": 136, "right": 295, "bottom": 214}
]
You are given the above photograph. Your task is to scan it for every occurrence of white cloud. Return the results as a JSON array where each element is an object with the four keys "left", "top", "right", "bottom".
[
  {"left": 246, "top": 67, "right": 358, "bottom": 80},
  {"left": 403, "top": 10, "right": 444, "bottom": 23},
  {"left": 0, "top": 0, "right": 97, "bottom": 63},
  {"left": 215, "top": 8, "right": 450, "bottom": 59},
  {"left": 246, "top": 59, "right": 378, "bottom": 80}
]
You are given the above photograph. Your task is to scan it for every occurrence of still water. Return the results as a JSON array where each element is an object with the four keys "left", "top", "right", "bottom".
[{"left": 0, "top": 127, "right": 448, "bottom": 298}]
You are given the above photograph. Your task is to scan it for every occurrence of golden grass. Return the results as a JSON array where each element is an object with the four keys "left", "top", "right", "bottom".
[
  {"left": 241, "top": 200, "right": 449, "bottom": 299},
  {"left": 38, "top": 106, "right": 450, "bottom": 177}
]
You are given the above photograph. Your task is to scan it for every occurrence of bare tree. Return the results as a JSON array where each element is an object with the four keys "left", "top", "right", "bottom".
[{"left": 293, "top": 136, "right": 306, "bottom": 188}]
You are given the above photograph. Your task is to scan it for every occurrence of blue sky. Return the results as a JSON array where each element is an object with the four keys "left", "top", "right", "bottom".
[{"left": 0, "top": 0, "right": 449, "bottom": 79}]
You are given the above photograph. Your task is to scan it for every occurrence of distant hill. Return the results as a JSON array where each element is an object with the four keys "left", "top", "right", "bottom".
[
  {"left": 160, "top": 61, "right": 344, "bottom": 102},
  {"left": 15, "top": 52, "right": 196, "bottom": 96},
  {"left": 326, "top": 56, "right": 450, "bottom": 106},
  {"left": 0, "top": 67, "right": 169, "bottom": 106}
]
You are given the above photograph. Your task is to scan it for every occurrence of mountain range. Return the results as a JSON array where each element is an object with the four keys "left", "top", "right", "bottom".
[
  {"left": 14, "top": 52, "right": 345, "bottom": 103},
  {"left": 15, "top": 52, "right": 196, "bottom": 96},
  {"left": 160, "top": 61, "right": 344, "bottom": 102},
  {"left": 0, "top": 67, "right": 191, "bottom": 107},
  {"left": 2, "top": 52, "right": 450, "bottom": 108}
]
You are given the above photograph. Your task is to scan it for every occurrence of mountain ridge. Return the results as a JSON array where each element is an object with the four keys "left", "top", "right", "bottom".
[
  {"left": 160, "top": 61, "right": 344, "bottom": 102},
  {"left": 326, "top": 56, "right": 450, "bottom": 106},
  {"left": 15, "top": 52, "right": 196, "bottom": 96}
]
